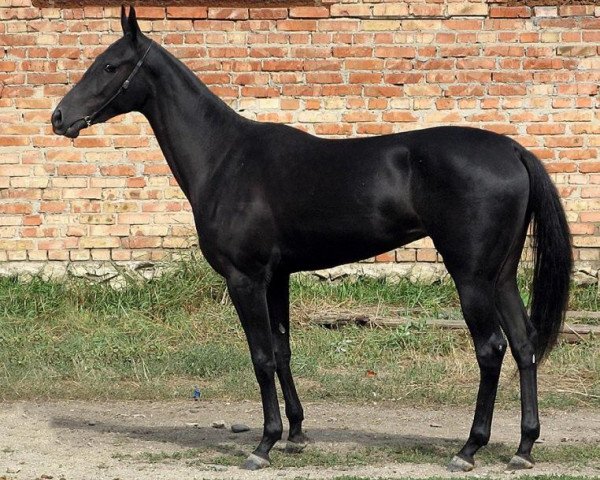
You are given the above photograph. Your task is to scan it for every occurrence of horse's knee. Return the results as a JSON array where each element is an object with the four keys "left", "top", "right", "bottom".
[
  {"left": 475, "top": 333, "right": 507, "bottom": 371},
  {"left": 252, "top": 351, "right": 276, "bottom": 381},
  {"left": 274, "top": 347, "right": 291, "bottom": 367}
]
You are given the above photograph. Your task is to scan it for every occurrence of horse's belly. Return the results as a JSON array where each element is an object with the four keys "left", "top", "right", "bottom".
[{"left": 278, "top": 211, "right": 426, "bottom": 272}]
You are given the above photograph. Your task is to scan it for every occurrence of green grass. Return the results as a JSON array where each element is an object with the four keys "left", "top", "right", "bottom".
[{"left": 0, "top": 256, "right": 598, "bottom": 405}]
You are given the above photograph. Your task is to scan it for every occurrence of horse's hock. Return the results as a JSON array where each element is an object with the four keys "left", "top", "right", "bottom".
[{"left": 1, "top": 0, "right": 599, "bottom": 281}]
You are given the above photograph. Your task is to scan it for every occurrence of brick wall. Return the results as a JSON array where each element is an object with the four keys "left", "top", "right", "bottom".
[{"left": 1, "top": 1, "right": 599, "bottom": 275}]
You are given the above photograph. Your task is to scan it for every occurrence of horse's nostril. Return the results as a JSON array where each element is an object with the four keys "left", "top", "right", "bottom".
[{"left": 51, "top": 108, "right": 63, "bottom": 127}]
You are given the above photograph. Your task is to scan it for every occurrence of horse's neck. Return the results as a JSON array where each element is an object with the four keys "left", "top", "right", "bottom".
[{"left": 141, "top": 47, "right": 244, "bottom": 200}]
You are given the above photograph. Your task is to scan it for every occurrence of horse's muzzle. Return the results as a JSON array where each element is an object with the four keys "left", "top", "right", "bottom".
[{"left": 51, "top": 108, "right": 87, "bottom": 138}]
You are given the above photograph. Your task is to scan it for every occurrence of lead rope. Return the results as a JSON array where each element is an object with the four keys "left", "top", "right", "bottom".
[{"left": 83, "top": 41, "right": 153, "bottom": 127}]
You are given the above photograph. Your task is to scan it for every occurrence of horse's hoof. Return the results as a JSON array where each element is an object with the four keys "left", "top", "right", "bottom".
[
  {"left": 241, "top": 453, "right": 270, "bottom": 470},
  {"left": 507, "top": 454, "right": 534, "bottom": 470},
  {"left": 285, "top": 440, "right": 308, "bottom": 454},
  {"left": 448, "top": 455, "right": 474, "bottom": 472}
]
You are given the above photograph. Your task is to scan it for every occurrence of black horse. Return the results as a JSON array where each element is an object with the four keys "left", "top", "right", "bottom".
[{"left": 52, "top": 6, "right": 572, "bottom": 472}]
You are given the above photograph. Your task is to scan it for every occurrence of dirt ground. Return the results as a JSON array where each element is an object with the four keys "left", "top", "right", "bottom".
[{"left": 1, "top": 401, "right": 599, "bottom": 480}]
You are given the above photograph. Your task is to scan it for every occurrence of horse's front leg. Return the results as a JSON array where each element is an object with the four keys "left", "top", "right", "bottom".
[
  {"left": 227, "top": 272, "right": 282, "bottom": 470},
  {"left": 267, "top": 272, "right": 308, "bottom": 452}
]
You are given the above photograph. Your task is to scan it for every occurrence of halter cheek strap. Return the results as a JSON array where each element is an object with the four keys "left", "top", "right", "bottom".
[{"left": 83, "top": 41, "right": 153, "bottom": 127}]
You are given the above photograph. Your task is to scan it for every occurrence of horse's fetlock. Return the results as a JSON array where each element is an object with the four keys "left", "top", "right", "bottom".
[
  {"left": 265, "top": 421, "right": 283, "bottom": 441},
  {"left": 522, "top": 421, "right": 540, "bottom": 441},
  {"left": 286, "top": 407, "right": 304, "bottom": 425},
  {"left": 470, "top": 427, "right": 491, "bottom": 447}
]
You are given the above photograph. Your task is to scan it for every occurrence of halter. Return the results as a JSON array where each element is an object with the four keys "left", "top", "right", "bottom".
[{"left": 83, "top": 41, "right": 153, "bottom": 127}]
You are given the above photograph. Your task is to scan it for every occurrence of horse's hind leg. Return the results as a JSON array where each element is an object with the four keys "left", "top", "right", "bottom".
[
  {"left": 267, "top": 272, "right": 308, "bottom": 452},
  {"left": 496, "top": 278, "right": 539, "bottom": 470},
  {"left": 448, "top": 279, "right": 507, "bottom": 472},
  {"left": 226, "top": 272, "right": 283, "bottom": 470}
]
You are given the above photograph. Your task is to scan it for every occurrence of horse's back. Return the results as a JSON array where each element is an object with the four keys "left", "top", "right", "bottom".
[{"left": 257, "top": 124, "right": 529, "bottom": 225}]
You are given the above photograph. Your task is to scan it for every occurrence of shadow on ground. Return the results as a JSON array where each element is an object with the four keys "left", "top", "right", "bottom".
[{"left": 50, "top": 414, "right": 518, "bottom": 465}]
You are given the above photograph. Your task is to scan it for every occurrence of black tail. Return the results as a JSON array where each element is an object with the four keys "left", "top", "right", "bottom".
[{"left": 520, "top": 147, "right": 572, "bottom": 363}]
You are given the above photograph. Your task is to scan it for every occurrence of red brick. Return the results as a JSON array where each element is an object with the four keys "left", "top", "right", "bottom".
[
  {"left": 208, "top": 8, "right": 248, "bottom": 20},
  {"left": 545, "top": 136, "right": 583, "bottom": 148},
  {"left": 488, "top": 85, "right": 527, "bottom": 96},
  {"left": 374, "top": 46, "right": 416, "bottom": 59},
  {"left": 329, "top": 4, "right": 371, "bottom": 17},
  {"left": 490, "top": 6, "right": 531, "bottom": 18},
  {"left": 345, "top": 59, "right": 384, "bottom": 70},
  {"left": 0, "top": 203, "right": 32, "bottom": 214},
  {"left": 364, "top": 86, "right": 403, "bottom": 97},
  {"left": 100, "top": 166, "right": 136, "bottom": 177},
  {"left": 375, "top": 251, "right": 396, "bottom": 263},
  {"left": 526, "top": 124, "right": 565, "bottom": 135},
  {"left": 249, "top": 8, "right": 287, "bottom": 20},
  {"left": 56, "top": 165, "right": 96, "bottom": 176},
  {"left": 0, "top": 136, "right": 29, "bottom": 146},
  {"left": 277, "top": 20, "right": 317, "bottom": 31},
  {"left": 304, "top": 59, "right": 342, "bottom": 71},
  {"left": 262, "top": 60, "right": 303, "bottom": 71},
  {"left": 382, "top": 111, "right": 417, "bottom": 122},
  {"left": 559, "top": 5, "right": 595, "bottom": 16},
  {"left": 357, "top": 124, "right": 394, "bottom": 135},
  {"left": 579, "top": 163, "right": 600, "bottom": 173},
  {"left": 135, "top": 7, "right": 164, "bottom": 19},
  {"left": 167, "top": 7, "right": 207, "bottom": 19},
  {"left": 314, "top": 124, "right": 353, "bottom": 136},
  {"left": 343, "top": 111, "right": 377, "bottom": 123},
  {"left": 332, "top": 46, "right": 372, "bottom": 58},
  {"left": 289, "top": 7, "right": 330, "bottom": 18},
  {"left": 546, "top": 163, "right": 577, "bottom": 173},
  {"left": 48, "top": 47, "right": 80, "bottom": 59},
  {"left": 348, "top": 72, "right": 381, "bottom": 84}
]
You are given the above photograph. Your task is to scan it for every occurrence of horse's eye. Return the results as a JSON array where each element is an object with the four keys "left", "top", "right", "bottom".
[{"left": 104, "top": 64, "right": 116, "bottom": 73}]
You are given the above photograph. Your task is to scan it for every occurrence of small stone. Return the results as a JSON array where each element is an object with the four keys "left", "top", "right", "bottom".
[
  {"left": 430, "top": 422, "right": 442, "bottom": 428},
  {"left": 87, "top": 420, "right": 96, "bottom": 426},
  {"left": 231, "top": 424, "right": 250, "bottom": 433},
  {"left": 212, "top": 421, "right": 226, "bottom": 429},
  {"left": 6, "top": 466, "right": 21, "bottom": 474},
  {"left": 41, "top": 475, "right": 54, "bottom": 479},
  {"left": 185, "top": 422, "right": 199, "bottom": 428}
]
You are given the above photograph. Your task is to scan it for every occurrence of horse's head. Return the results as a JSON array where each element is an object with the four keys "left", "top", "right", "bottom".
[{"left": 52, "top": 6, "right": 152, "bottom": 138}]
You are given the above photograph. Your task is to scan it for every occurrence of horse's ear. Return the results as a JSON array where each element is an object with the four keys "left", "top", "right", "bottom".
[
  {"left": 127, "top": 6, "right": 141, "bottom": 41},
  {"left": 121, "top": 5, "right": 141, "bottom": 40},
  {"left": 120, "top": 5, "right": 129, "bottom": 36}
]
